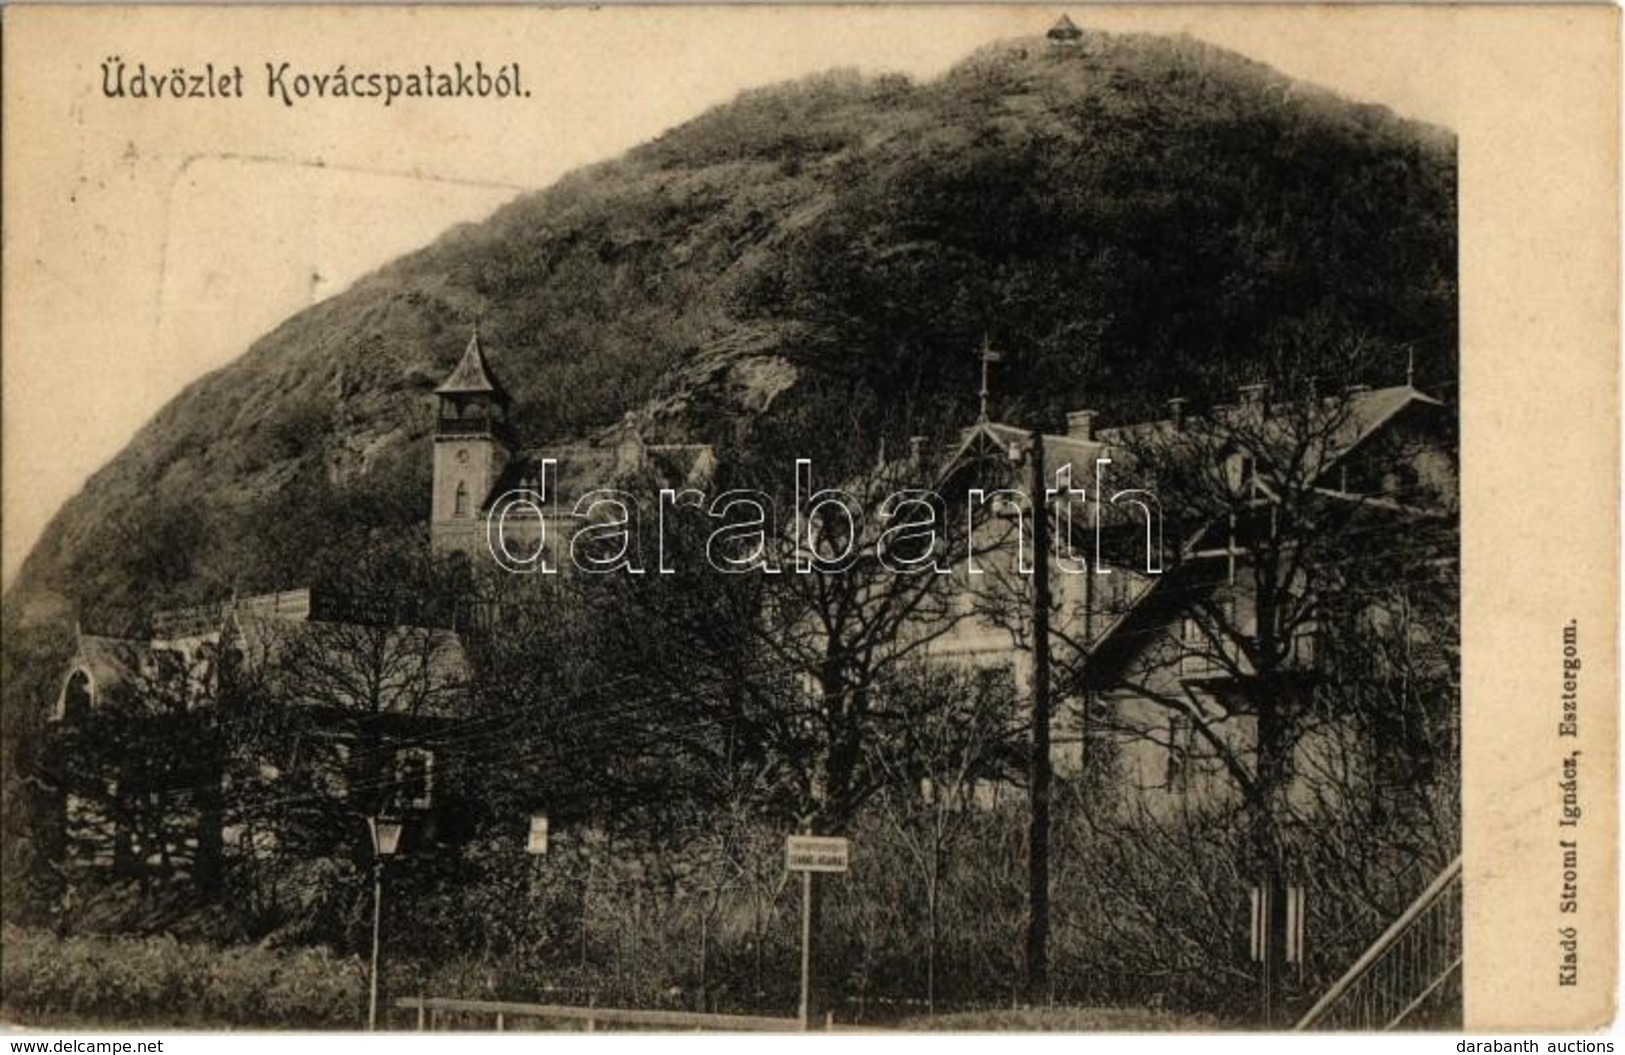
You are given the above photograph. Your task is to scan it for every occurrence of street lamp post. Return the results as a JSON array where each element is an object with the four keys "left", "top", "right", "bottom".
[{"left": 366, "top": 816, "right": 403, "bottom": 1032}]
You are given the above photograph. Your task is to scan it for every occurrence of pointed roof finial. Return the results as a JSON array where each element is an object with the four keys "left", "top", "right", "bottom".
[
  {"left": 977, "top": 334, "right": 1005, "bottom": 422},
  {"left": 436, "top": 323, "right": 511, "bottom": 403},
  {"left": 1406, "top": 347, "right": 1416, "bottom": 388},
  {"left": 1048, "top": 14, "right": 1083, "bottom": 41}
]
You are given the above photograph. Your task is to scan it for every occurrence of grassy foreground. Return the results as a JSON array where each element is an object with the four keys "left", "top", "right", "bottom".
[
  {"left": 3, "top": 927, "right": 1236, "bottom": 1033},
  {"left": 889, "top": 1006, "right": 1227, "bottom": 1032}
]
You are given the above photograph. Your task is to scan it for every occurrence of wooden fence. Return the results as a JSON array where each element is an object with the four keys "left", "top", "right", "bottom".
[{"left": 395, "top": 996, "right": 802, "bottom": 1033}]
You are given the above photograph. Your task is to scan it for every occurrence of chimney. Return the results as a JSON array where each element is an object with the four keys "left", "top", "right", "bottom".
[
  {"left": 1167, "top": 397, "right": 1189, "bottom": 431},
  {"left": 616, "top": 412, "right": 645, "bottom": 473},
  {"left": 1066, "top": 409, "right": 1097, "bottom": 440},
  {"left": 1236, "top": 383, "right": 1269, "bottom": 421}
]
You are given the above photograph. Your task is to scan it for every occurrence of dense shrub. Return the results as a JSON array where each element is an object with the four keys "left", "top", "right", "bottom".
[{"left": 0, "top": 927, "right": 365, "bottom": 1028}]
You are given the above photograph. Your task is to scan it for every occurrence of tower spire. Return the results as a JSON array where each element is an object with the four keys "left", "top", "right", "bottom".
[{"left": 436, "top": 324, "right": 510, "bottom": 403}]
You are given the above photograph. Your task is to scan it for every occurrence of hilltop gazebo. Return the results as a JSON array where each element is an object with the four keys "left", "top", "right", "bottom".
[{"left": 1047, "top": 14, "right": 1084, "bottom": 53}]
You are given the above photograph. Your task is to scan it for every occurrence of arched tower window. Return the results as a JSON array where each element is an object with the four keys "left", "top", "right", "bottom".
[
  {"left": 62, "top": 670, "right": 93, "bottom": 721},
  {"left": 454, "top": 481, "right": 469, "bottom": 518}
]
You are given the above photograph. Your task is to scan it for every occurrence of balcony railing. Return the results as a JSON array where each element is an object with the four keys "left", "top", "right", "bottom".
[
  {"left": 1178, "top": 630, "right": 1324, "bottom": 680},
  {"left": 436, "top": 417, "right": 499, "bottom": 437}
]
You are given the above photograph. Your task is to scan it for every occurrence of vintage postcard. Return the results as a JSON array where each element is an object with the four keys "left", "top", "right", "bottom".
[{"left": 1, "top": 3, "right": 1617, "bottom": 1036}]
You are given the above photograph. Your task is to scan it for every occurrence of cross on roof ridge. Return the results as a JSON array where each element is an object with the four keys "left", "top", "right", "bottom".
[{"left": 977, "top": 334, "right": 1005, "bottom": 422}]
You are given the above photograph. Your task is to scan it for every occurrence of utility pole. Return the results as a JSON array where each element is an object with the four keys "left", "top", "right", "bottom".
[{"left": 1024, "top": 429, "right": 1052, "bottom": 1001}]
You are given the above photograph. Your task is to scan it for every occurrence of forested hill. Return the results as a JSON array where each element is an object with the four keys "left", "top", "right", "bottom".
[{"left": 6, "top": 29, "right": 1455, "bottom": 634}]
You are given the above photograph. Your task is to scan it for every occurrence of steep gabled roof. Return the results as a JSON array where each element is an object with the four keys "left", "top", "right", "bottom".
[
  {"left": 941, "top": 384, "right": 1445, "bottom": 515},
  {"left": 69, "top": 635, "right": 141, "bottom": 697},
  {"left": 939, "top": 420, "right": 1108, "bottom": 490},
  {"left": 1331, "top": 384, "right": 1443, "bottom": 459},
  {"left": 435, "top": 328, "right": 511, "bottom": 402},
  {"left": 936, "top": 420, "right": 1163, "bottom": 552},
  {"left": 644, "top": 443, "right": 717, "bottom": 490},
  {"left": 1048, "top": 14, "right": 1084, "bottom": 40},
  {"left": 1091, "top": 384, "right": 1446, "bottom": 490}
]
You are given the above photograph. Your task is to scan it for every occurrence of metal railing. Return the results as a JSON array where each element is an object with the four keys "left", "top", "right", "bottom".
[
  {"left": 1295, "top": 854, "right": 1462, "bottom": 1031},
  {"left": 395, "top": 996, "right": 801, "bottom": 1033}
]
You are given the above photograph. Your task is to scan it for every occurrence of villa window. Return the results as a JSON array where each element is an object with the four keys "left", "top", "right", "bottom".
[
  {"left": 396, "top": 748, "right": 435, "bottom": 811},
  {"left": 1166, "top": 714, "right": 1193, "bottom": 793},
  {"left": 62, "top": 670, "right": 92, "bottom": 721},
  {"left": 1223, "top": 453, "right": 1248, "bottom": 491},
  {"left": 454, "top": 481, "right": 469, "bottom": 518}
]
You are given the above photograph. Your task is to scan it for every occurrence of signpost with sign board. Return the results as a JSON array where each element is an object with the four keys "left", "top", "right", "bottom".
[
  {"left": 787, "top": 834, "right": 849, "bottom": 1029},
  {"left": 526, "top": 813, "right": 549, "bottom": 856},
  {"left": 787, "top": 835, "right": 849, "bottom": 874}
]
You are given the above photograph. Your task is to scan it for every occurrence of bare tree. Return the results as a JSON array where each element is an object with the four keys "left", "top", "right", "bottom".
[
  {"left": 866, "top": 663, "right": 1018, "bottom": 1011},
  {"left": 579, "top": 453, "right": 989, "bottom": 837}
]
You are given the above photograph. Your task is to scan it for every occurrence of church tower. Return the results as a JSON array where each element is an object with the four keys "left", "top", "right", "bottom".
[{"left": 431, "top": 326, "right": 515, "bottom": 555}]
